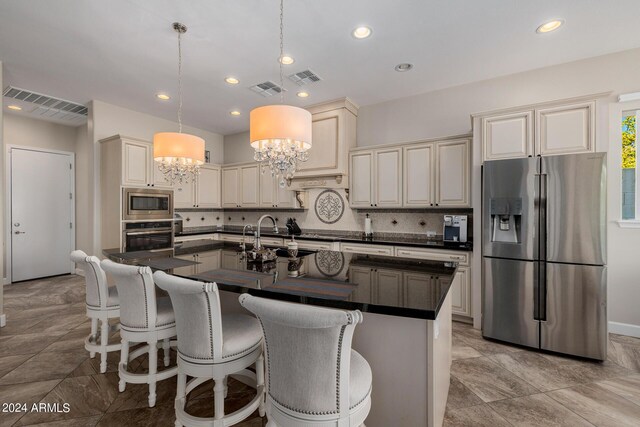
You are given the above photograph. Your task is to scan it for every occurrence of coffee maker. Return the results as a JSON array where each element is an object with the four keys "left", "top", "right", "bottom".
[{"left": 443, "top": 215, "right": 468, "bottom": 243}]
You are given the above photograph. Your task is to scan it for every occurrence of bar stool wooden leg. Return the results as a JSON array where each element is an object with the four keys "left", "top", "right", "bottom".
[
  {"left": 257, "top": 355, "right": 265, "bottom": 417},
  {"left": 119, "top": 339, "right": 130, "bottom": 392},
  {"left": 163, "top": 338, "right": 171, "bottom": 367},
  {"left": 148, "top": 340, "right": 158, "bottom": 407},
  {"left": 100, "top": 319, "right": 109, "bottom": 373},
  {"left": 89, "top": 318, "right": 98, "bottom": 358},
  {"left": 214, "top": 378, "right": 225, "bottom": 421},
  {"left": 175, "top": 372, "right": 187, "bottom": 427}
]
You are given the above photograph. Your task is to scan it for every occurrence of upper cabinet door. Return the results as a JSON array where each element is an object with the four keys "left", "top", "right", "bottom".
[
  {"left": 436, "top": 140, "right": 470, "bottom": 207},
  {"left": 275, "top": 181, "right": 295, "bottom": 208},
  {"left": 374, "top": 148, "right": 402, "bottom": 207},
  {"left": 536, "top": 101, "right": 595, "bottom": 156},
  {"left": 349, "top": 151, "right": 374, "bottom": 207},
  {"left": 259, "top": 166, "right": 276, "bottom": 208},
  {"left": 197, "top": 165, "right": 221, "bottom": 208},
  {"left": 239, "top": 164, "right": 260, "bottom": 207},
  {"left": 403, "top": 143, "right": 434, "bottom": 207},
  {"left": 151, "top": 160, "right": 173, "bottom": 188},
  {"left": 122, "top": 141, "right": 150, "bottom": 186},
  {"left": 221, "top": 167, "right": 240, "bottom": 207},
  {"left": 173, "top": 181, "right": 195, "bottom": 209},
  {"left": 298, "top": 112, "right": 340, "bottom": 174},
  {"left": 482, "top": 111, "right": 534, "bottom": 161}
]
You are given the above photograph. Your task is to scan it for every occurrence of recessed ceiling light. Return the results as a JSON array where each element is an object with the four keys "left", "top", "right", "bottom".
[
  {"left": 156, "top": 93, "right": 171, "bottom": 100},
  {"left": 394, "top": 63, "right": 414, "bottom": 72},
  {"left": 230, "top": 110, "right": 241, "bottom": 116},
  {"left": 279, "top": 55, "right": 295, "bottom": 65},
  {"left": 7, "top": 105, "right": 22, "bottom": 111},
  {"left": 225, "top": 77, "right": 239, "bottom": 85},
  {"left": 297, "top": 91, "right": 309, "bottom": 98},
  {"left": 536, "top": 19, "right": 564, "bottom": 34},
  {"left": 352, "top": 26, "right": 372, "bottom": 39}
]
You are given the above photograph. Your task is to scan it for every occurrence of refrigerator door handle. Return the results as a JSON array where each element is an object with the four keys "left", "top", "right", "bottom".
[
  {"left": 540, "top": 262, "right": 547, "bottom": 321},
  {"left": 533, "top": 262, "right": 548, "bottom": 321},
  {"left": 539, "top": 173, "right": 547, "bottom": 262},
  {"left": 533, "top": 261, "right": 540, "bottom": 320}
]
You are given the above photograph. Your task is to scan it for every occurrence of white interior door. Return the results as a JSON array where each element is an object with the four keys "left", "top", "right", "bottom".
[{"left": 11, "top": 148, "right": 74, "bottom": 282}]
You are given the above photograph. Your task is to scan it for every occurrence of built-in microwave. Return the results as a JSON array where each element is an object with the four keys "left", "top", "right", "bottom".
[{"left": 123, "top": 188, "right": 173, "bottom": 220}]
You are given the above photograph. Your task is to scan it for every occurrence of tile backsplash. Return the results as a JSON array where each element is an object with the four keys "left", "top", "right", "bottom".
[{"left": 177, "top": 188, "right": 472, "bottom": 239}]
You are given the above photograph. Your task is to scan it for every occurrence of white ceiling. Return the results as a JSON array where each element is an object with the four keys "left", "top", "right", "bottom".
[{"left": 1, "top": 0, "right": 640, "bottom": 135}]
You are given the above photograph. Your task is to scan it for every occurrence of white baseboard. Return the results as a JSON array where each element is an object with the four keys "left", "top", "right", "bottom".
[
  {"left": 0, "top": 314, "right": 6, "bottom": 328},
  {"left": 609, "top": 321, "right": 640, "bottom": 338},
  {"left": 75, "top": 268, "right": 85, "bottom": 277}
]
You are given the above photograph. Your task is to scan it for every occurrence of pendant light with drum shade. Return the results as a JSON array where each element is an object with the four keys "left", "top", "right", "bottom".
[
  {"left": 153, "top": 22, "right": 205, "bottom": 185},
  {"left": 250, "top": 0, "right": 312, "bottom": 188}
]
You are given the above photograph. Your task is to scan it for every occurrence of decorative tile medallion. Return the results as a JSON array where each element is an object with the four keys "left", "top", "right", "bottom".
[
  {"left": 315, "top": 250, "right": 345, "bottom": 277},
  {"left": 314, "top": 189, "right": 345, "bottom": 224}
]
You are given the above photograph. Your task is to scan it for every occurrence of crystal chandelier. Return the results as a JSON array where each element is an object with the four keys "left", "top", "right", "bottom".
[
  {"left": 249, "top": 0, "right": 312, "bottom": 188},
  {"left": 153, "top": 22, "right": 205, "bottom": 185}
]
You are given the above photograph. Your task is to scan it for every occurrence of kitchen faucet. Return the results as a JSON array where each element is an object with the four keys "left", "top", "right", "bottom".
[
  {"left": 255, "top": 215, "right": 278, "bottom": 251},
  {"left": 240, "top": 224, "right": 253, "bottom": 252}
]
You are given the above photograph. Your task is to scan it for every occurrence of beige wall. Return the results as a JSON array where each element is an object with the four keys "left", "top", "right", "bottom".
[
  {"left": 357, "top": 47, "right": 640, "bottom": 333},
  {"left": 223, "top": 131, "right": 253, "bottom": 164},
  {"left": 3, "top": 114, "right": 77, "bottom": 153},
  {"left": 87, "top": 100, "right": 225, "bottom": 253}
]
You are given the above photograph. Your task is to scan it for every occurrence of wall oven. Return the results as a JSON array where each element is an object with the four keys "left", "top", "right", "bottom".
[
  {"left": 123, "top": 188, "right": 173, "bottom": 221},
  {"left": 122, "top": 221, "right": 173, "bottom": 254}
]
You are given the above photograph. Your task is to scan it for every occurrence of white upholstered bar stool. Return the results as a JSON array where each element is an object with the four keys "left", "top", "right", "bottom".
[
  {"left": 239, "top": 295, "right": 372, "bottom": 427},
  {"left": 154, "top": 271, "right": 265, "bottom": 427},
  {"left": 70, "top": 250, "right": 121, "bottom": 373},
  {"left": 101, "top": 260, "right": 177, "bottom": 407}
]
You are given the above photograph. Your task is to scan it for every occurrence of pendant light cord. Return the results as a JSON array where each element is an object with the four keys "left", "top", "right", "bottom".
[
  {"left": 177, "top": 27, "right": 183, "bottom": 133},
  {"left": 279, "top": 0, "right": 284, "bottom": 104}
]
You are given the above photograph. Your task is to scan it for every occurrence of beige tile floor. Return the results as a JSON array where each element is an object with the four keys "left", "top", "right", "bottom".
[{"left": 1, "top": 274, "right": 640, "bottom": 426}]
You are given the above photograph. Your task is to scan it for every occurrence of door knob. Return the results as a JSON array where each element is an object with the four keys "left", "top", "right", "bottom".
[{"left": 14, "top": 223, "right": 20, "bottom": 227}]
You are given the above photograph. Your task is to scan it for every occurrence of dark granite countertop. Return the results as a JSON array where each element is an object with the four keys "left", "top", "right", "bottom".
[
  {"left": 103, "top": 241, "right": 457, "bottom": 320},
  {"left": 176, "top": 226, "right": 473, "bottom": 252}
]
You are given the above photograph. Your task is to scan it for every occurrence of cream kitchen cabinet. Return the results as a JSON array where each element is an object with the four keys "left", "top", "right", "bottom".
[
  {"left": 221, "top": 167, "right": 240, "bottom": 208},
  {"left": 222, "top": 164, "right": 260, "bottom": 208},
  {"left": 403, "top": 143, "right": 434, "bottom": 207},
  {"left": 479, "top": 97, "right": 598, "bottom": 161},
  {"left": 291, "top": 98, "right": 358, "bottom": 189},
  {"left": 481, "top": 111, "right": 534, "bottom": 161},
  {"left": 102, "top": 135, "right": 172, "bottom": 188},
  {"left": 394, "top": 246, "right": 472, "bottom": 319},
  {"left": 350, "top": 137, "right": 470, "bottom": 209},
  {"left": 435, "top": 139, "right": 470, "bottom": 207},
  {"left": 173, "top": 164, "right": 221, "bottom": 209},
  {"left": 536, "top": 101, "right": 595, "bottom": 155},
  {"left": 349, "top": 152, "right": 374, "bottom": 207},
  {"left": 260, "top": 166, "right": 296, "bottom": 208},
  {"left": 349, "top": 147, "right": 402, "bottom": 208},
  {"left": 196, "top": 165, "right": 221, "bottom": 208}
]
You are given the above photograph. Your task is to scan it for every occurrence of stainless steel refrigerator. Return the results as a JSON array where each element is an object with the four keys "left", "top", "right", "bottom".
[{"left": 482, "top": 153, "right": 607, "bottom": 360}]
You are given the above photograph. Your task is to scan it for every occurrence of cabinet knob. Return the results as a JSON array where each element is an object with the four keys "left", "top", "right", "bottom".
[
  {"left": 430, "top": 203, "right": 433, "bottom": 206},
  {"left": 435, "top": 203, "right": 439, "bottom": 206}
]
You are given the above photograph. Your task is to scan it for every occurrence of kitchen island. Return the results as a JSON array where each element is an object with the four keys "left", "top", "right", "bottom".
[{"left": 105, "top": 240, "right": 457, "bottom": 426}]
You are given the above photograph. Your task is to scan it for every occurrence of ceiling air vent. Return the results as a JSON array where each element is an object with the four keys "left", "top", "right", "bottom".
[
  {"left": 3, "top": 86, "right": 88, "bottom": 125},
  {"left": 288, "top": 69, "right": 322, "bottom": 86},
  {"left": 249, "top": 81, "right": 286, "bottom": 97}
]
